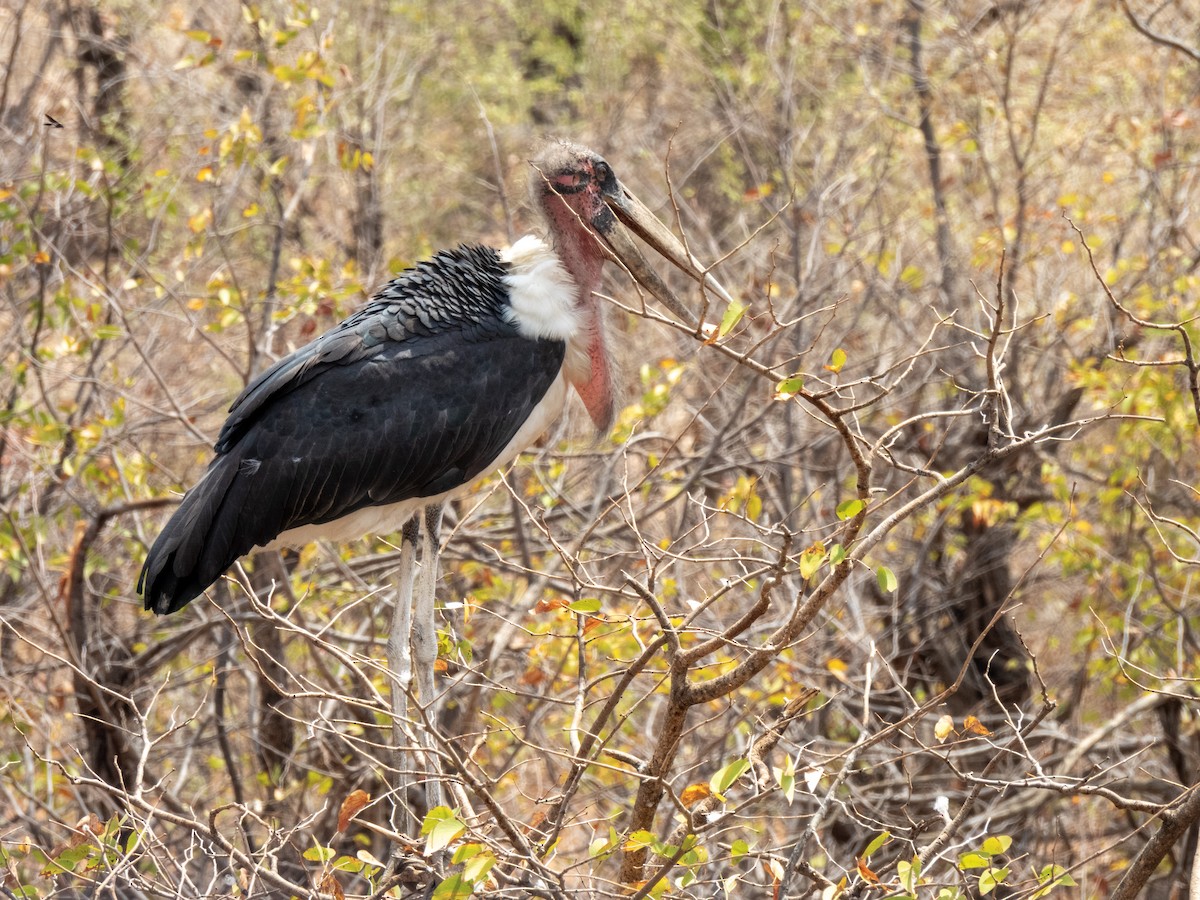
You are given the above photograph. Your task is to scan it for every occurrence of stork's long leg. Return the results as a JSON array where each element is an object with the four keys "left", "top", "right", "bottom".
[
  {"left": 386, "top": 515, "right": 421, "bottom": 832},
  {"left": 413, "top": 503, "right": 444, "bottom": 811}
]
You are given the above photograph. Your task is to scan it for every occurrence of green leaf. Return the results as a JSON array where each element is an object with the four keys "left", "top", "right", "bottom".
[
  {"left": 774, "top": 376, "right": 804, "bottom": 400},
  {"left": 774, "top": 753, "right": 796, "bottom": 803},
  {"left": 979, "top": 866, "right": 1010, "bottom": 895},
  {"left": 450, "top": 842, "right": 483, "bottom": 865},
  {"left": 710, "top": 758, "right": 750, "bottom": 796},
  {"left": 431, "top": 874, "right": 474, "bottom": 900},
  {"left": 959, "top": 852, "right": 990, "bottom": 869},
  {"left": 421, "top": 807, "right": 466, "bottom": 855},
  {"left": 650, "top": 838, "right": 678, "bottom": 859},
  {"left": 462, "top": 850, "right": 496, "bottom": 883},
  {"left": 730, "top": 839, "right": 749, "bottom": 861},
  {"left": 877, "top": 565, "right": 898, "bottom": 594},
  {"left": 718, "top": 300, "right": 747, "bottom": 337},
  {"left": 897, "top": 856, "right": 920, "bottom": 892},
  {"left": 825, "top": 347, "right": 847, "bottom": 373},
  {"left": 589, "top": 834, "right": 616, "bottom": 859},
  {"left": 1038, "top": 864, "right": 1074, "bottom": 883},
  {"left": 624, "top": 830, "right": 655, "bottom": 852},
  {"left": 836, "top": 498, "right": 864, "bottom": 520},
  {"left": 863, "top": 831, "right": 891, "bottom": 858},
  {"left": 829, "top": 544, "right": 846, "bottom": 565},
  {"left": 568, "top": 597, "right": 601, "bottom": 614},
  {"left": 302, "top": 845, "right": 335, "bottom": 863},
  {"left": 1031, "top": 864, "right": 1077, "bottom": 898},
  {"left": 44, "top": 842, "right": 94, "bottom": 875}
]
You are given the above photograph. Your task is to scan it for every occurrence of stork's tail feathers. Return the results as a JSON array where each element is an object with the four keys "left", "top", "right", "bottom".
[{"left": 139, "top": 458, "right": 244, "bottom": 615}]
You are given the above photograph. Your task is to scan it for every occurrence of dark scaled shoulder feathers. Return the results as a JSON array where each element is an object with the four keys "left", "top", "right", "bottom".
[
  {"left": 218, "top": 245, "right": 516, "bottom": 452},
  {"left": 140, "top": 243, "right": 568, "bottom": 615}
]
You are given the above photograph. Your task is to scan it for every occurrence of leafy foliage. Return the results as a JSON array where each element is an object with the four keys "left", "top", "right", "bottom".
[{"left": 2, "top": 0, "right": 1199, "bottom": 897}]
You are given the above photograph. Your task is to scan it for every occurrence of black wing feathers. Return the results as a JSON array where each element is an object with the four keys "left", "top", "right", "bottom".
[{"left": 140, "top": 245, "right": 567, "bottom": 615}]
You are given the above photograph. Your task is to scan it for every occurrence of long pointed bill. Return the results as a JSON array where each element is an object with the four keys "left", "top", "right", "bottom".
[{"left": 595, "top": 185, "right": 734, "bottom": 327}]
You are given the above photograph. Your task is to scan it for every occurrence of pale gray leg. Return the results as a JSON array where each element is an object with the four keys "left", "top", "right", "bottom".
[
  {"left": 386, "top": 515, "right": 421, "bottom": 832},
  {"left": 412, "top": 503, "right": 444, "bottom": 811}
]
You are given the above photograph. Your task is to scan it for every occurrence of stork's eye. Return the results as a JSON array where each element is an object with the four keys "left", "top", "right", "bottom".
[
  {"left": 593, "top": 160, "right": 612, "bottom": 184},
  {"left": 551, "top": 171, "right": 589, "bottom": 194}
]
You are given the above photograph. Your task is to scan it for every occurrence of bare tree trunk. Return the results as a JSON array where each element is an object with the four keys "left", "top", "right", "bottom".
[
  {"left": 902, "top": 0, "right": 959, "bottom": 305},
  {"left": 67, "top": 0, "right": 129, "bottom": 165}
]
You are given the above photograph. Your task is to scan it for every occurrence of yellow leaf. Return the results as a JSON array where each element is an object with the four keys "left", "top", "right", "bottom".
[
  {"left": 196, "top": 166, "right": 214, "bottom": 182},
  {"left": 187, "top": 208, "right": 212, "bottom": 233},
  {"left": 824, "top": 347, "right": 847, "bottom": 374},
  {"left": 799, "top": 543, "right": 826, "bottom": 580},
  {"left": 934, "top": 714, "right": 955, "bottom": 742},
  {"left": 742, "top": 182, "right": 774, "bottom": 201},
  {"left": 33, "top": 250, "right": 50, "bottom": 264}
]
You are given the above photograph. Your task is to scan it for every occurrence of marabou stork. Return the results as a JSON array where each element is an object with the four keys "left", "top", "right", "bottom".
[{"left": 138, "top": 140, "right": 729, "bottom": 814}]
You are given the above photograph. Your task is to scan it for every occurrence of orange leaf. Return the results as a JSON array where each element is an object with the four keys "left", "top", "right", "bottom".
[
  {"left": 318, "top": 872, "right": 345, "bottom": 900},
  {"left": 582, "top": 615, "right": 607, "bottom": 635},
  {"left": 680, "top": 783, "right": 712, "bottom": 808},
  {"left": 742, "top": 182, "right": 774, "bottom": 201},
  {"left": 33, "top": 250, "right": 50, "bottom": 265},
  {"left": 963, "top": 715, "right": 991, "bottom": 736},
  {"left": 856, "top": 856, "right": 880, "bottom": 883},
  {"left": 337, "top": 790, "right": 370, "bottom": 832},
  {"left": 534, "top": 597, "right": 570, "bottom": 614},
  {"left": 518, "top": 667, "right": 546, "bottom": 687},
  {"left": 432, "top": 658, "right": 448, "bottom": 672}
]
